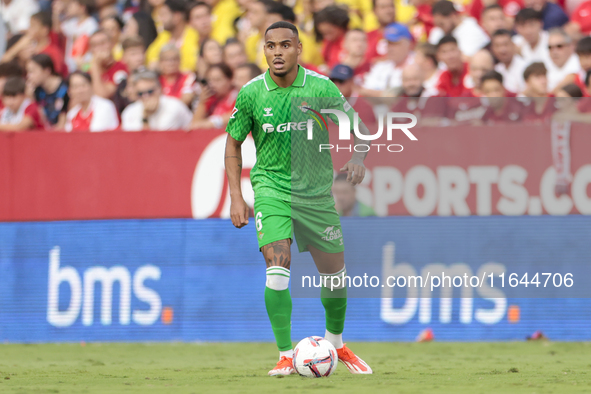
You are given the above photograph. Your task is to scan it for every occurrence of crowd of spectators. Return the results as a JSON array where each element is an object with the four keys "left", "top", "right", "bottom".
[{"left": 1, "top": 0, "right": 591, "bottom": 132}]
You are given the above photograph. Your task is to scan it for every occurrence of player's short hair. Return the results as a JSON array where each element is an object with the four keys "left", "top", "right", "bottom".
[
  {"left": 515, "top": 8, "right": 543, "bottom": 25},
  {"left": 2, "top": 76, "right": 26, "bottom": 96},
  {"left": 30, "top": 53, "right": 56, "bottom": 75},
  {"left": 207, "top": 63, "right": 233, "bottom": 80},
  {"left": 432, "top": 0, "right": 458, "bottom": 16},
  {"left": 416, "top": 43, "right": 438, "bottom": 66},
  {"left": 122, "top": 35, "right": 145, "bottom": 51},
  {"left": 188, "top": 1, "right": 211, "bottom": 14},
  {"left": 265, "top": 21, "right": 299, "bottom": 39},
  {"left": 31, "top": 11, "right": 52, "bottom": 29},
  {"left": 68, "top": 70, "right": 92, "bottom": 85},
  {"left": 236, "top": 62, "right": 262, "bottom": 79},
  {"left": 491, "top": 28, "right": 512, "bottom": 39},
  {"left": 481, "top": 70, "right": 504, "bottom": 85},
  {"left": 576, "top": 37, "right": 591, "bottom": 55},
  {"left": 0, "top": 61, "right": 25, "bottom": 78},
  {"left": 523, "top": 62, "right": 547, "bottom": 81},
  {"left": 165, "top": 0, "right": 189, "bottom": 20},
  {"left": 560, "top": 83, "right": 583, "bottom": 98},
  {"left": 314, "top": 5, "right": 350, "bottom": 31},
  {"left": 436, "top": 34, "right": 458, "bottom": 50}
]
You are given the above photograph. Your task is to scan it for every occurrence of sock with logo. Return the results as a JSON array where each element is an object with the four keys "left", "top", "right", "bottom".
[
  {"left": 320, "top": 267, "right": 347, "bottom": 345},
  {"left": 265, "top": 266, "right": 293, "bottom": 352}
]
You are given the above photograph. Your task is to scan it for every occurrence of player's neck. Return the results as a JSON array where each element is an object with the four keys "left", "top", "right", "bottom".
[{"left": 270, "top": 65, "right": 299, "bottom": 88}]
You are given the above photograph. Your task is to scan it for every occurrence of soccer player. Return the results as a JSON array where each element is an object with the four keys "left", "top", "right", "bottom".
[{"left": 224, "top": 21, "right": 373, "bottom": 377}]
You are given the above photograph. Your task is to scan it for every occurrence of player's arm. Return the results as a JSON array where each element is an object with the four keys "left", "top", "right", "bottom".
[
  {"left": 326, "top": 81, "right": 368, "bottom": 185},
  {"left": 224, "top": 88, "right": 253, "bottom": 228},
  {"left": 341, "top": 121, "right": 369, "bottom": 185},
  {"left": 225, "top": 134, "right": 249, "bottom": 228}
]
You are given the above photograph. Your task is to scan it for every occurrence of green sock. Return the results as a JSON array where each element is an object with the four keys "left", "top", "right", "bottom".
[
  {"left": 321, "top": 285, "right": 347, "bottom": 335},
  {"left": 265, "top": 266, "right": 293, "bottom": 351}
]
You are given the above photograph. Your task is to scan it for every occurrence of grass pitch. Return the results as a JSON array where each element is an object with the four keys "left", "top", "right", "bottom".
[{"left": 0, "top": 342, "right": 589, "bottom": 393}]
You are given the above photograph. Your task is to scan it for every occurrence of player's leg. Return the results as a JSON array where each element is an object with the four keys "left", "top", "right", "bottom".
[
  {"left": 293, "top": 202, "right": 373, "bottom": 374},
  {"left": 308, "top": 246, "right": 372, "bottom": 374},
  {"left": 254, "top": 198, "right": 296, "bottom": 376}
]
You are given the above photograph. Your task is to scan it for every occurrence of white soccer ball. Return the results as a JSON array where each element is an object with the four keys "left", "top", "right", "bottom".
[{"left": 293, "top": 336, "right": 338, "bottom": 378}]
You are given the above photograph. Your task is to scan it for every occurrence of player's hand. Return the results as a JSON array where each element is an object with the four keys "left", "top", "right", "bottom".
[
  {"left": 340, "top": 159, "right": 365, "bottom": 185},
  {"left": 230, "top": 196, "right": 249, "bottom": 228}
]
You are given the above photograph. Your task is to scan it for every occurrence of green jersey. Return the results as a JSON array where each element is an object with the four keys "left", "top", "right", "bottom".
[{"left": 226, "top": 65, "right": 355, "bottom": 205}]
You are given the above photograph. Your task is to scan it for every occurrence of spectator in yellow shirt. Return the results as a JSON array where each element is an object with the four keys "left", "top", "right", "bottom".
[
  {"left": 146, "top": 0, "right": 199, "bottom": 72},
  {"left": 208, "top": 0, "right": 242, "bottom": 45}
]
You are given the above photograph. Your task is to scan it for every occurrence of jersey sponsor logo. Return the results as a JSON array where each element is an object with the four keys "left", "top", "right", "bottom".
[
  {"left": 320, "top": 226, "right": 342, "bottom": 242},
  {"left": 263, "top": 107, "right": 273, "bottom": 117},
  {"left": 230, "top": 107, "right": 238, "bottom": 119},
  {"left": 262, "top": 122, "right": 310, "bottom": 133},
  {"left": 262, "top": 123, "right": 275, "bottom": 133}
]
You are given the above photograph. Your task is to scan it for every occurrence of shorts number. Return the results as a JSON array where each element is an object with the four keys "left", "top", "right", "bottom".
[{"left": 255, "top": 211, "right": 263, "bottom": 231}]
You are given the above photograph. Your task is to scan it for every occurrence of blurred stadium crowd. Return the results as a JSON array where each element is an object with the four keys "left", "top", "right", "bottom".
[{"left": 0, "top": 0, "right": 591, "bottom": 132}]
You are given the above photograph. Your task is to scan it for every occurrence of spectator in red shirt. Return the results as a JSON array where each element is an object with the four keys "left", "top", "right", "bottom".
[
  {"left": 1, "top": 12, "right": 67, "bottom": 77},
  {"left": 158, "top": 44, "right": 195, "bottom": 106},
  {"left": 480, "top": 70, "right": 523, "bottom": 123},
  {"left": 191, "top": 63, "right": 238, "bottom": 129},
  {"left": 65, "top": 71, "right": 120, "bottom": 132},
  {"left": 435, "top": 35, "right": 470, "bottom": 97},
  {"left": 314, "top": 5, "right": 349, "bottom": 69},
  {"left": 88, "top": 29, "right": 129, "bottom": 99},
  {"left": 365, "top": 0, "right": 396, "bottom": 64},
  {"left": 521, "top": 62, "right": 549, "bottom": 97},
  {"left": 339, "top": 29, "right": 371, "bottom": 81},
  {"left": 329, "top": 64, "right": 376, "bottom": 125},
  {"left": 0, "top": 76, "right": 46, "bottom": 132}
]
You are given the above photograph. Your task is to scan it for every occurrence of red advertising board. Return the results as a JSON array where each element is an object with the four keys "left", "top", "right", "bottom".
[{"left": 0, "top": 124, "right": 590, "bottom": 221}]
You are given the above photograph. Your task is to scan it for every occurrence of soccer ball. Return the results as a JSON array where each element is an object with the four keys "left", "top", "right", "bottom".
[{"left": 293, "top": 336, "right": 338, "bottom": 378}]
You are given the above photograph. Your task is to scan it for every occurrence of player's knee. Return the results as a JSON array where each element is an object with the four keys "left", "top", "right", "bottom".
[
  {"left": 266, "top": 266, "right": 290, "bottom": 291},
  {"left": 320, "top": 266, "right": 347, "bottom": 290}
]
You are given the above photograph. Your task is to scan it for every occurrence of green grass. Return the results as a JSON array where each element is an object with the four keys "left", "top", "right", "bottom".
[{"left": 0, "top": 342, "right": 590, "bottom": 393}]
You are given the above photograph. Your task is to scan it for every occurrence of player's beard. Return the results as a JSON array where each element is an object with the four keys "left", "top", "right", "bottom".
[{"left": 271, "top": 63, "right": 294, "bottom": 77}]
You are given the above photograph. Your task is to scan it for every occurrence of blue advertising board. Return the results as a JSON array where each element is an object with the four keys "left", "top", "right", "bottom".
[{"left": 0, "top": 217, "right": 590, "bottom": 343}]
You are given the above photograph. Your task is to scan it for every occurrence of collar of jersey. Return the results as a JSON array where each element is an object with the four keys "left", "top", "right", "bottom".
[{"left": 263, "top": 65, "right": 306, "bottom": 91}]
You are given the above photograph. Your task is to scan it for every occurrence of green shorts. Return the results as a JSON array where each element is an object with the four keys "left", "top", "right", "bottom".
[{"left": 253, "top": 197, "right": 345, "bottom": 254}]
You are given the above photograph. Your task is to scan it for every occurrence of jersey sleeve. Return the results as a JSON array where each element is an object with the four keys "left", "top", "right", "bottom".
[
  {"left": 225, "top": 87, "right": 253, "bottom": 141},
  {"left": 323, "top": 81, "right": 357, "bottom": 130}
]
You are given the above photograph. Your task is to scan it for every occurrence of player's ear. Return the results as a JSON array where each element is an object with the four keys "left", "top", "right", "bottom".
[{"left": 297, "top": 40, "right": 302, "bottom": 56}]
